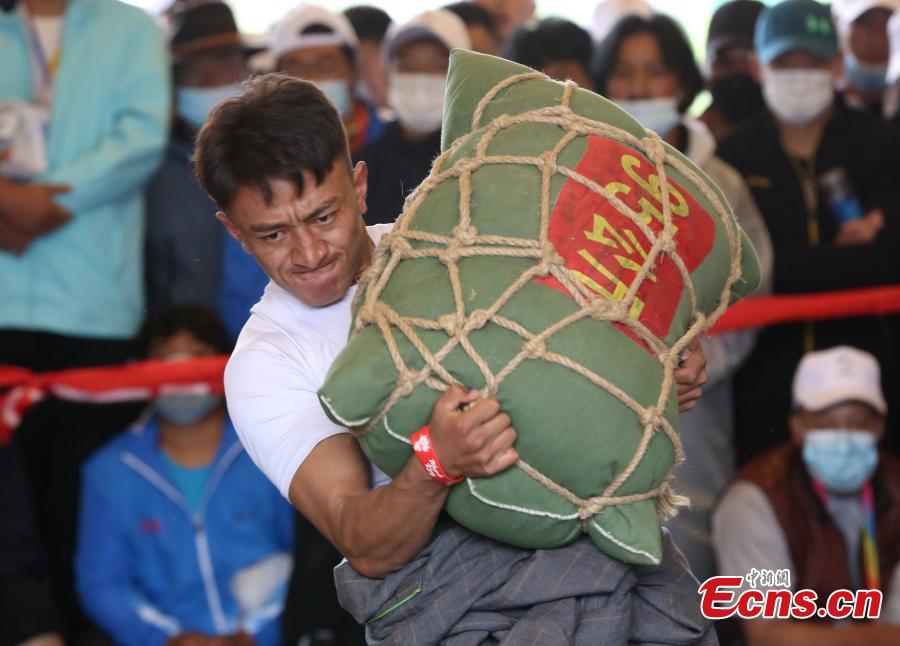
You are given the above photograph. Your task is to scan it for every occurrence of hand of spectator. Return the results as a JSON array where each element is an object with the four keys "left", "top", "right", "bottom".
[
  {"left": 0, "top": 180, "right": 71, "bottom": 238},
  {"left": 166, "top": 633, "right": 225, "bottom": 646},
  {"left": 0, "top": 215, "right": 33, "bottom": 255},
  {"left": 221, "top": 632, "right": 255, "bottom": 646},
  {"left": 675, "top": 339, "right": 707, "bottom": 412},
  {"left": 427, "top": 384, "right": 518, "bottom": 480},
  {"left": 835, "top": 209, "right": 884, "bottom": 246}
]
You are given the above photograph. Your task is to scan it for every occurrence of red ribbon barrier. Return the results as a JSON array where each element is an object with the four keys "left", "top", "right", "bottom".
[
  {"left": 709, "top": 285, "right": 900, "bottom": 334},
  {"left": 2, "top": 285, "right": 899, "bottom": 444},
  {"left": 0, "top": 356, "right": 228, "bottom": 445}
]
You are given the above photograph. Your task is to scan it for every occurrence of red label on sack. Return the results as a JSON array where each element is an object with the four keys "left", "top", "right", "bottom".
[{"left": 535, "top": 136, "right": 716, "bottom": 344}]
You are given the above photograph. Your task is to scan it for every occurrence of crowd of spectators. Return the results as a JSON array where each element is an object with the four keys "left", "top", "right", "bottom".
[{"left": 1, "top": 0, "right": 899, "bottom": 644}]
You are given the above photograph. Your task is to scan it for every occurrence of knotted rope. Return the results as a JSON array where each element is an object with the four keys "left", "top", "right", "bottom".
[{"left": 351, "top": 73, "right": 743, "bottom": 523}]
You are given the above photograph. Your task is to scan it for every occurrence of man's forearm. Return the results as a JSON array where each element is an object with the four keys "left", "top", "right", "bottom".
[{"left": 331, "top": 456, "right": 449, "bottom": 578}]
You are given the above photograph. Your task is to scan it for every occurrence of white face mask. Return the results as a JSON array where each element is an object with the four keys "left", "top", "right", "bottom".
[
  {"left": 388, "top": 72, "right": 446, "bottom": 134},
  {"left": 176, "top": 83, "right": 243, "bottom": 130},
  {"left": 615, "top": 97, "right": 681, "bottom": 135},
  {"left": 314, "top": 79, "right": 352, "bottom": 119},
  {"left": 762, "top": 68, "right": 835, "bottom": 126}
]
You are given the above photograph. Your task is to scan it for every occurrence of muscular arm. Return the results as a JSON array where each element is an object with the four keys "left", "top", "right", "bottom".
[
  {"left": 289, "top": 435, "right": 447, "bottom": 578},
  {"left": 287, "top": 387, "right": 517, "bottom": 579}
]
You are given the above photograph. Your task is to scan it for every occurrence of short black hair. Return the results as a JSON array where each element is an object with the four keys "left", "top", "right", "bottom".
[
  {"left": 138, "top": 305, "right": 233, "bottom": 358},
  {"left": 592, "top": 14, "right": 704, "bottom": 114},
  {"left": 343, "top": 5, "right": 392, "bottom": 42},
  {"left": 504, "top": 18, "right": 593, "bottom": 73},
  {"left": 194, "top": 73, "right": 350, "bottom": 210},
  {"left": 443, "top": 2, "right": 499, "bottom": 41}
]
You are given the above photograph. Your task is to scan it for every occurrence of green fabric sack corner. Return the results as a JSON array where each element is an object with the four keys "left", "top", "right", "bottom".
[{"left": 319, "top": 50, "right": 760, "bottom": 565}]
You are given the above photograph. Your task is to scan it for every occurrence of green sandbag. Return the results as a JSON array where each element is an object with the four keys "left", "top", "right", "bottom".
[{"left": 319, "top": 50, "right": 760, "bottom": 564}]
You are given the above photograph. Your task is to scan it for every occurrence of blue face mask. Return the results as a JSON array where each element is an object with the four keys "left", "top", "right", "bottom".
[
  {"left": 154, "top": 393, "right": 222, "bottom": 425},
  {"left": 845, "top": 54, "right": 888, "bottom": 93},
  {"left": 314, "top": 79, "right": 352, "bottom": 119},
  {"left": 802, "top": 429, "right": 879, "bottom": 494},
  {"left": 177, "top": 83, "right": 243, "bottom": 130}
]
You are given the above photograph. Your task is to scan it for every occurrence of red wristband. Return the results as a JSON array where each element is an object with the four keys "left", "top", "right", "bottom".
[{"left": 411, "top": 425, "right": 464, "bottom": 486}]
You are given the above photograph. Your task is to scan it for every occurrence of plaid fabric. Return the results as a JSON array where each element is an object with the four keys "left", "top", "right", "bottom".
[{"left": 334, "top": 525, "right": 717, "bottom": 645}]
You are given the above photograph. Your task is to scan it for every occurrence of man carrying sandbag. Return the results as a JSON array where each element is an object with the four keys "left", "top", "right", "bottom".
[{"left": 193, "top": 68, "right": 715, "bottom": 644}]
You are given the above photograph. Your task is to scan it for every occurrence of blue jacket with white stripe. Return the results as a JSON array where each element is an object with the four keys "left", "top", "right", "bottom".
[{"left": 76, "top": 415, "right": 294, "bottom": 645}]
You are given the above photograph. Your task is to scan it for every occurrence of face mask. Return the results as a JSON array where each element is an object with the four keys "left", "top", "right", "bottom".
[
  {"left": 710, "top": 74, "right": 766, "bottom": 123},
  {"left": 844, "top": 53, "right": 888, "bottom": 93},
  {"left": 176, "top": 83, "right": 243, "bottom": 130},
  {"left": 762, "top": 68, "right": 835, "bottom": 126},
  {"left": 615, "top": 97, "right": 681, "bottom": 135},
  {"left": 802, "top": 429, "right": 878, "bottom": 494},
  {"left": 314, "top": 79, "right": 352, "bottom": 119},
  {"left": 388, "top": 73, "right": 446, "bottom": 135},
  {"left": 154, "top": 393, "right": 223, "bottom": 425}
]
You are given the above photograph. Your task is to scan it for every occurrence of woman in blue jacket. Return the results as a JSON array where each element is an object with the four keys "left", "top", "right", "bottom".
[{"left": 75, "top": 306, "right": 294, "bottom": 646}]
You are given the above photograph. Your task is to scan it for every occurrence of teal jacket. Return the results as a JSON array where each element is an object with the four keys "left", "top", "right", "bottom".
[{"left": 0, "top": 0, "right": 170, "bottom": 338}]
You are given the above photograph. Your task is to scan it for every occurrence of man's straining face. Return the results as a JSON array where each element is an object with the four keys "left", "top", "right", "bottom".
[{"left": 219, "top": 160, "right": 372, "bottom": 308}]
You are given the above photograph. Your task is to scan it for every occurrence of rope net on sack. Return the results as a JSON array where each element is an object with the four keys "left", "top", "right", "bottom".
[{"left": 350, "top": 73, "right": 744, "bottom": 526}]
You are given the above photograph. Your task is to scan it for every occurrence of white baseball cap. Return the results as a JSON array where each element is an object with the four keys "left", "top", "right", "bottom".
[
  {"left": 384, "top": 9, "right": 470, "bottom": 60},
  {"left": 792, "top": 346, "right": 887, "bottom": 414},
  {"left": 270, "top": 4, "right": 359, "bottom": 61},
  {"left": 832, "top": 0, "right": 900, "bottom": 31},
  {"left": 888, "top": 11, "right": 900, "bottom": 84},
  {"left": 589, "top": 0, "right": 653, "bottom": 43}
]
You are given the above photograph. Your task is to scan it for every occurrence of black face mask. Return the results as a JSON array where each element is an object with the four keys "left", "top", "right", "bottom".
[
  {"left": 1, "top": 0, "right": 17, "bottom": 12},
  {"left": 710, "top": 74, "right": 765, "bottom": 123}
]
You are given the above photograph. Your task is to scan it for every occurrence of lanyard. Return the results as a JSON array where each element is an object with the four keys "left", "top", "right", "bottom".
[
  {"left": 812, "top": 478, "right": 880, "bottom": 590},
  {"left": 21, "top": 5, "right": 62, "bottom": 107}
]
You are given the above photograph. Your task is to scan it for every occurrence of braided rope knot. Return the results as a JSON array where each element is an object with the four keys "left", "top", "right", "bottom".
[
  {"left": 641, "top": 133, "right": 666, "bottom": 162},
  {"left": 659, "top": 236, "right": 677, "bottom": 255},
  {"left": 391, "top": 235, "right": 413, "bottom": 255},
  {"left": 438, "top": 313, "right": 464, "bottom": 336},
  {"left": 466, "top": 309, "right": 491, "bottom": 331},
  {"left": 439, "top": 243, "right": 462, "bottom": 264},
  {"left": 453, "top": 224, "right": 479, "bottom": 246},
  {"left": 395, "top": 372, "right": 419, "bottom": 398},
  {"left": 578, "top": 506, "right": 595, "bottom": 521},
  {"left": 522, "top": 337, "right": 547, "bottom": 359},
  {"left": 640, "top": 409, "right": 659, "bottom": 428}
]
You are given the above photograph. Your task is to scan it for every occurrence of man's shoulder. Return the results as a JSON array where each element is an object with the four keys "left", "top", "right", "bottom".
[
  {"left": 368, "top": 222, "right": 394, "bottom": 245},
  {"left": 226, "top": 288, "right": 331, "bottom": 393}
]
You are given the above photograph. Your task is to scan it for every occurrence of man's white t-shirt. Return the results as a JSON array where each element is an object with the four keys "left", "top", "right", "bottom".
[{"left": 225, "top": 223, "right": 393, "bottom": 499}]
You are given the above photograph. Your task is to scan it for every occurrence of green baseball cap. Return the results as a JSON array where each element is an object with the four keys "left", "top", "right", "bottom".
[{"left": 754, "top": 0, "right": 838, "bottom": 64}]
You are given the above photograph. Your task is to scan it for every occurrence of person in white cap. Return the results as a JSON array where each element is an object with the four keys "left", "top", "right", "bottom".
[
  {"left": 832, "top": 0, "right": 900, "bottom": 116},
  {"left": 588, "top": 0, "right": 653, "bottom": 44},
  {"left": 713, "top": 346, "right": 900, "bottom": 643},
  {"left": 270, "top": 4, "right": 386, "bottom": 154},
  {"left": 355, "top": 9, "right": 470, "bottom": 225}
]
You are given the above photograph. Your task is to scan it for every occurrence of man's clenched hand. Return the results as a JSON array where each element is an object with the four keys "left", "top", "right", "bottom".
[{"left": 427, "top": 384, "right": 518, "bottom": 479}]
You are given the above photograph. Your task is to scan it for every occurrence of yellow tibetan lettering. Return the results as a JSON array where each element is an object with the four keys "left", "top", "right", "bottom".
[
  {"left": 620, "top": 154, "right": 689, "bottom": 218},
  {"left": 575, "top": 249, "right": 644, "bottom": 320},
  {"left": 585, "top": 213, "right": 634, "bottom": 251}
]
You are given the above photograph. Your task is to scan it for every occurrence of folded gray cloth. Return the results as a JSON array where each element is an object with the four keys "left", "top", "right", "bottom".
[{"left": 334, "top": 524, "right": 717, "bottom": 645}]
